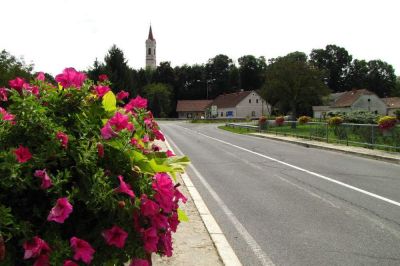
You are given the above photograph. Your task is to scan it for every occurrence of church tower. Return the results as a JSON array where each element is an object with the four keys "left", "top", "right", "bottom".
[{"left": 145, "top": 25, "right": 156, "bottom": 70}]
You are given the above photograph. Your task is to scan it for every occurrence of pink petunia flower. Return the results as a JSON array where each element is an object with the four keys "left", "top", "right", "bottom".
[
  {"left": 168, "top": 211, "right": 180, "bottom": 232},
  {"left": 47, "top": 197, "right": 73, "bottom": 223},
  {"left": 108, "top": 112, "right": 130, "bottom": 131},
  {"left": 97, "top": 143, "right": 104, "bottom": 158},
  {"left": 9, "top": 77, "right": 27, "bottom": 92},
  {"left": 14, "top": 145, "right": 32, "bottom": 163},
  {"left": 55, "top": 68, "right": 86, "bottom": 89},
  {"left": 166, "top": 150, "right": 175, "bottom": 157},
  {"left": 143, "top": 227, "right": 158, "bottom": 253},
  {"left": 130, "top": 259, "right": 150, "bottom": 266},
  {"left": 101, "top": 123, "right": 117, "bottom": 139},
  {"left": 98, "top": 74, "right": 108, "bottom": 82},
  {"left": 140, "top": 194, "right": 159, "bottom": 217},
  {"left": 63, "top": 260, "right": 79, "bottom": 266},
  {"left": 115, "top": 175, "right": 135, "bottom": 198},
  {"left": 102, "top": 225, "right": 128, "bottom": 248},
  {"left": 158, "top": 231, "right": 173, "bottom": 257},
  {"left": 174, "top": 187, "right": 187, "bottom": 204},
  {"left": 34, "top": 169, "right": 52, "bottom": 189},
  {"left": 23, "top": 236, "right": 51, "bottom": 259},
  {"left": 0, "top": 87, "right": 7, "bottom": 101},
  {"left": 151, "top": 213, "right": 169, "bottom": 230},
  {"left": 116, "top": 90, "right": 129, "bottom": 101},
  {"left": 0, "top": 107, "right": 15, "bottom": 122},
  {"left": 36, "top": 72, "right": 46, "bottom": 81},
  {"left": 56, "top": 132, "right": 69, "bottom": 149},
  {"left": 142, "top": 135, "right": 149, "bottom": 143},
  {"left": 152, "top": 173, "right": 174, "bottom": 212},
  {"left": 70, "top": 237, "right": 95, "bottom": 264},
  {"left": 124, "top": 95, "right": 148, "bottom": 111},
  {"left": 94, "top": 85, "right": 110, "bottom": 98},
  {"left": 153, "top": 130, "right": 165, "bottom": 141}
]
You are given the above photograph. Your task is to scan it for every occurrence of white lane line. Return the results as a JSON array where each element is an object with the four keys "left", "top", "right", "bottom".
[
  {"left": 165, "top": 135, "right": 274, "bottom": 266},
  {"left": 182, "top": 127, "right": 400, "bottom": 208}
]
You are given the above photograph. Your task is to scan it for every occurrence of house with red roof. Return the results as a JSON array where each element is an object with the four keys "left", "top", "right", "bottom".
[
  {"left": 176, "top": 100, "right": 213, "bottom": 119},
  {"left": 382, "top": 97, "right": 400, "bottom": 116},
  {"left": 210, "top": 90, "right": 269, "bottom": 118},
  {"left": 312, "top": 89, "right": 388, "bottom": 118}
]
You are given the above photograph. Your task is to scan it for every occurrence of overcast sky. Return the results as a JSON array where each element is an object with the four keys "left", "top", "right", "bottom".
[{"left": 1, "top": 0, "right": 399, "bottom": 76}]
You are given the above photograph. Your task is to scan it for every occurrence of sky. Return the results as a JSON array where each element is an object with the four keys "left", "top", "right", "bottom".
[{"left": 1, "top": 0, "right": 400, "bottom": 76}]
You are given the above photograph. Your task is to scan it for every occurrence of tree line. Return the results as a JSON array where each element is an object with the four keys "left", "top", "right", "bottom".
[{"left": 1, "top": 45, "right": 399, "bottom": 118}]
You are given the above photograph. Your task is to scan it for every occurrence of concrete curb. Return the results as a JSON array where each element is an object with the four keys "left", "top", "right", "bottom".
[
  {"left": 249, "top": 133, "right": 400, "bottom": 164},
  {"left": 164, "top": 139, "right": 243, "bottom": 266}
]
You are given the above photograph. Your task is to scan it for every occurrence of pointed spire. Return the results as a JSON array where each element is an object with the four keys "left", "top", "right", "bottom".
[{"left": 148, "top": 25, "right": 154, "bottom": 41}]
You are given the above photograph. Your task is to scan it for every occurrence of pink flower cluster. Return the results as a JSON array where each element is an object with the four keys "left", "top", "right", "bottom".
[
  {"left": 0, "top": 107, "right": 15, "bottom": 122},
  {"left": 9, "top": 77, "right": 39, "bottom": 96},
  {"left": 55, "top": 67, "right": 86, "bottom": 89},
  {"left": 125, "top": 95, "right": 148, "bottom": 111},
  {"left": 101, "top": 112, "right": 134, "bottom": 139},
  {"left": 134, "top": 173, "right": 187, "bottom": 257}
]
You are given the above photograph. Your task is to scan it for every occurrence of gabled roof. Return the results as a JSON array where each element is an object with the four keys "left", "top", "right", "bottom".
[
  {"left": 148, "top": 26, "right": 155, "bottom": 41},
  {"left": 332, "top": 89, "right": 375, "bottom": 108},
  {"left": 382, "top": 97, "right": 400, "bottom": 109},
  {"left": 211, "top": 90, "right": 253, "bottom": 108},
  {"left": 176, "top": 100, "right": 213, "bottom": 112}
]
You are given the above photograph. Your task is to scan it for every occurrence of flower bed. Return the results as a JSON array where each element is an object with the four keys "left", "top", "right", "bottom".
[
  {"left": 297, "top": 116, "right": 311, "bottom": 125},
  {"left": 327, "top": 116, "right": 343, "bottom": 126},
  {"left": 378, "top": 116, "right": 397, "bottom": 131},
  {"left": 0, "top": 68, "right": 189, "bottom": 265},
  {"left": 275, "top": 116, "right": 284, "bottom": 126}
]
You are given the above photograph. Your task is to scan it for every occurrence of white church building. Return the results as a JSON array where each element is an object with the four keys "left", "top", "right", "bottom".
[{"left": 145, "top": 26, "right": 157, "bottom": 70}]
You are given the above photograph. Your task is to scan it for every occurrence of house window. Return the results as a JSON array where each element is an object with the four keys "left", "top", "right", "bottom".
[
  {"left": 187, "top": 113, "right": 192, "bottom": 118},
  {"left": 251, "top": 111, "right": 256, "bottom": 117},
  {"left": 221, "top": 112, "right": 223, "bottom": 117},
  {"left": 256, "top": 99, "right": 259, "bottom": 103},
  {"left": 249, "top": 99, "right": 251, "bottom": 103},
  {"left": 148, "top": 48, "right": 151, "bottom": 55}
]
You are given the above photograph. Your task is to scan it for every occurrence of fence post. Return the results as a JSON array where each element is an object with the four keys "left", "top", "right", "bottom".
[
  {"left": 326, "top": 123, "right": 329, "bottom": 143},
  {"left": 371, "top": 125, "right": 375, "bottom": 149}
]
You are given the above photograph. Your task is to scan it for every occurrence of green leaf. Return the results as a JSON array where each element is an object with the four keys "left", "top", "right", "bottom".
[
  {"left": 102, "top": 91, "right": 117, "bottom": 112},
  {"left": 177, "top": 208, "right": 189, "bottom": 222}
]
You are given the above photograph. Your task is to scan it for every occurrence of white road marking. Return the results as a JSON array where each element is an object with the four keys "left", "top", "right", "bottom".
[
  {"left": 182, "top": 126, "right": 400, "bottom": 208},
  {"left": 166, "top": 135, "right": 275, "bottom": 266}
]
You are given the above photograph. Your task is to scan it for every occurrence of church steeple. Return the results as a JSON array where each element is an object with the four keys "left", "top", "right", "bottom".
[{"left": 145, "top": 25, "right": 156, "bottom": 70}]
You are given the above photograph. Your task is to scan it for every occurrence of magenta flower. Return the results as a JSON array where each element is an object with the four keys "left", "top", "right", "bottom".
[
  {"left": 55, "top": 68, "right": 86, "bottom": 89},
  {"left": 70, "top": 237, "right": 95, "bottom": 264},
  {"left": 0, "top": 88, "right": 7, "bottom": 101},
  {"left": 23, "top": 236, "right": 51, "bottom": 259},
  {"left": 64, "top": 260, "right": 79, "bottom": 266},
  {"left": 116, "top": 90, "right": 129, "bottom": 101},
  {"left": 152, "top": 173, "right": 174, "bottom": 212},
  {"left": 9, "top": 77, "right": 27, "bottom": 92},
  {"left": 108, "top": 112, "right": 130, "bottom": 131},
  {"left": 115, "top": 175, "right": 135, "bottom": 198},
  {"left": 158, "top": 232, "right": 173, "bottom": 257},
  {"left": 174, "top": 187, "right": 187, "bottom": 204},
  {"left": 98, "top": 74, "right": 108, "bottom": 82},
  {"left": 34, "top": 169, "right": 52, "bottom": 189},
  {"left": 97, "top": 143, "right": 104, "bottom": 158},
  {"left": 143, "top": 227, "right": 158, "bottom": 253},
  {"left": 169, "top": 211, "right": 180, "bottom": 232},
  {"left": 0, "top": 107, "right": 15, "bottom": 122},
  {"left": 153, "top": 130, "right": 165, "bottom": 141},
  {"left": 36, "top": 72, "right": 46, "bottom": 81},
  {"left": 166, "top": 150, "right": 175, "bottom": 157},
  {"left": 94, "top": 85, "right": 110, "bottom": 98},
  {"left": 47, "top": 197, "right": 73, "bottom": 223},
  {"left": 14, "top": 145, "right": 32, "bottom": 163},
  {"left": 151, "top": 213, "right": 168, "bottom": 230},
  {"left": 142, "top": 135, "right": 149, "bottom": 143},
  {"left": 102, "top": 225, "right": 128, "bottom": 248},
  {"left": 130, "top": 259, "right": 150, "bottom": 266},
  {"left": 56, "top": 132, "right": 69, "bottom": 149},
  {"left": 124, "top": 95, "right": 148, "bottom": 111},
  {"left": 101, "top": 123, "right": 117, "bottom": 139},
  {"left": 140, "top": 194, "right": 159, "bottom": 216}
]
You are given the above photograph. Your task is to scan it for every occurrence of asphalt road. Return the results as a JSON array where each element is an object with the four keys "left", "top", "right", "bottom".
[{"left": 159, "top": 121, "right": 400, "bottom": 266}]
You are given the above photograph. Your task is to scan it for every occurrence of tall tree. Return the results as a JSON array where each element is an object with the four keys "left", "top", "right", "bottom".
[
  {"left": 262, "top": 52, "right": 329, "bottom": 117},
  {"left": 366, "top": 59, "right": 396, "bottom": 97},
  {"left": 310, "top": 44, "right": 352, "bottom": 92},
  {"left": 344, "top": 59, "right": 369, "bottom": 90},
  {"left": 205, "top": 54, "right": 236, "bottom": 98},
  {"left": 153, "top": 61, "right": 175, "bottom": 86},
  {"left": 0, "top": 49, "right": 33, "bottom": 87},
  {"left": 86, "top": 58, "right": 105, "bottom": 81},
  {"left": 104, "top": 44, "right": 134, "bottom": 93},
  {"left": 142, "top": 83, "right": 173, "bottom": 117},
  {"left": 238, "top": 55, "right": 266, "bottom": 91}
]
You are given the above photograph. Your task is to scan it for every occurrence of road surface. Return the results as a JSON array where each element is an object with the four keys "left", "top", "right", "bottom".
[{"left": 159, "top": 121, "right": 400, "bottom": 266}]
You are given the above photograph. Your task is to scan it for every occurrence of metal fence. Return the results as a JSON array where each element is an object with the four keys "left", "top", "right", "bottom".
[{"left": 227, "top": 121, "right": 400, "bottom": 152}]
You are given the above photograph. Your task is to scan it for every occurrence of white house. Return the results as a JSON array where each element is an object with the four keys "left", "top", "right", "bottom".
[
  {"left": 382, "top": 97, "right": 400, "bottom": 116},
  {"left": 211, "top": 90, "right": 270, "bottom": 118}
]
